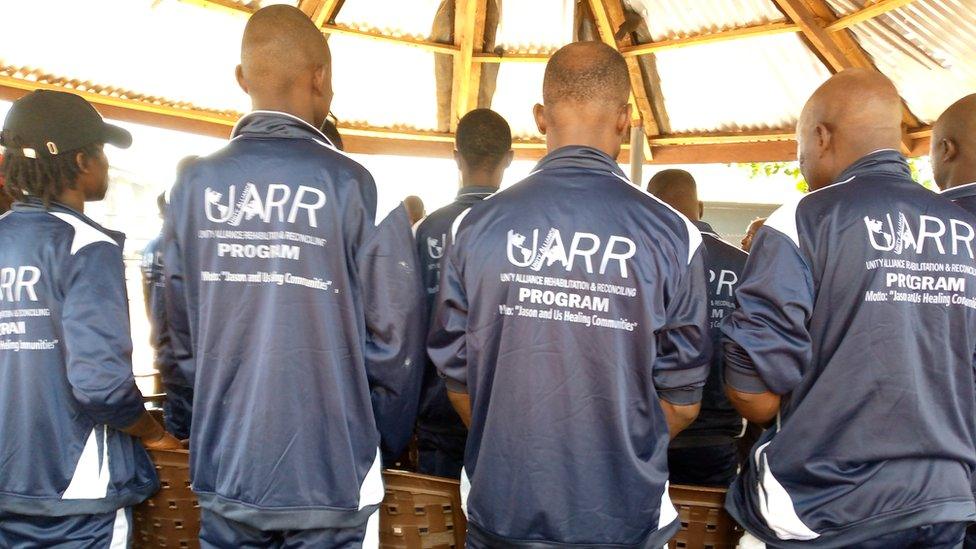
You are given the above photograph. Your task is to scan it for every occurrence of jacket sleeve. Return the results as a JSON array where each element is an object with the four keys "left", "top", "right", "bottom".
[
  {"left": 721, "top": 226, "right": 815, "bottom": 395},
  {"left": 62, "top": 241, "right": 145, "bottom": 430},
  {"left": 654, "top": 244, "right": 712, "bottom": 405},
  {"left": 163, "top": 183, "right": 196, "bottom": 388},
  {"left": 356, "top": 204, "right": 426, "bottom": 460},
  {"left": 427, "top": 233, "right": 468, "bottom": 394}
]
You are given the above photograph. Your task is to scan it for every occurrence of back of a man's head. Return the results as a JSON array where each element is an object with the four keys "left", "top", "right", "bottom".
[
  {"left": 797, "top": 68, "right": 903, "bottom": 190},
  {"left": 404, "top": 195, "right": 425, "bottom": 224},
  {"left": 931, "top": 93, "right": 976, "bottom": 190},
  {"left": 535, "top": 41, "right": 631, "bottom": 157},
  {"left": 647, "top": 169, "right": 701, "bottom": 221},
  {"left": 456, "top": 109, "right": 512, "bottom": 183},
  {"left": 238, "top": 5, "right": 332, "bottom": 125}
]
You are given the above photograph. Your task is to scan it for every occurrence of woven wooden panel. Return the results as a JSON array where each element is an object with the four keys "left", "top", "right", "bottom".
[
  {"left": 133, "top": 449, "right": 200, "bottom": 549},
  {"left": 380, "top": 470, "right": 466, "bottom": 549},
  {"left": 668, "top": 484, "right": 742, "bottom": 549}
]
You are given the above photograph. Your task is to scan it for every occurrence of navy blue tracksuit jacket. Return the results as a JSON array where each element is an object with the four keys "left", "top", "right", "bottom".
[
  {"left": 944, "top": 182, "right": 976, "bottom": 216},
  {"left": 141, "top": 235, "right": 191, "bottom": 439},
  {"left": 163, "top": 111, "right": 426, "bottom": 531},
  {"left": 0, "top": 199, "right": 157, "bottom": 517},
  {"left": 428, "top": 146, "right": 711, "bottom": 548},
  {"left": 414, "top": 185, "right": 495, "bottom": 475},
  {"left": 723, "top": 151, "right": 976, "bottom": 547},
  {"left": 671, "top": 221, "right": 745, "bottom": 449}
]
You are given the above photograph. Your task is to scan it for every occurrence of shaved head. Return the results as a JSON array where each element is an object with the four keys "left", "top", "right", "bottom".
[
  {"left": 404, "top": 195, "right": 425, "bottom": 224},
  {"left": 931, "top": 94, "right": 976, "bottom": 190},
  {"left": 647, "top": 169, "right": 701, "bottom": 221},
  {"left": 797, "top": 69, "right": 903, "bottom": 190},
  {"left": 543, "top": 41, "right": 630, "bottom": 107},
  {"left": 534, "top": 42, "right": 632, "bottom": 158},
  {"left": 237, "top": 5, "right": 332, "bottom": 126}
]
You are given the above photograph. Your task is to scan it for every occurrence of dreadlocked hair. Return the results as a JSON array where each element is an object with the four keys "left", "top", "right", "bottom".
[{"left": 0, "top": 142, "right": 100, "bottom": 207}]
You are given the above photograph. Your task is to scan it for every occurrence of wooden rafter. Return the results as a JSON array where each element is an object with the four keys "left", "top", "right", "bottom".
[
  {"left": 450, "top": 0, "right": 486, "bottom": 131},
  {"left": 770, "top": 0, "right": 921, "bottom": 151},
  {"left": 587, "top": 0, "right": 660, "bottom": 142},
  {"left": 179, "top": 0, "right": 256, "bottom": 15},
  {"left": 322, "top": 24, "right": 460, "bottom": 55},
  {"left": 298, "top": 0, "right": 345, "bottom": 28},
  {"left": 826, "top": 0, "right": 918, "bottom": 31},
  {"left": 622, "top": 22, "right": 800, "bottom": 56}
]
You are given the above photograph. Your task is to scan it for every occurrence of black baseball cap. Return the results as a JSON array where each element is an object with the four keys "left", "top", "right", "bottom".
[{"left": 0, "top": 90, "right": 132, "bottom": 159}]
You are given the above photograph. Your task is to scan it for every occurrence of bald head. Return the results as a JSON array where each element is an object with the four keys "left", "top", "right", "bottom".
[
  {"left": 797, "top": 69, "right": 903, "bottom": 190},
  {"left": 404, "top": 195, "right": 425, "bottom": 225},
  {"left": 543, "top": 41, "right": 630, "bottom": 107},
  {"left": 237, "top": 5, "right": 332, "bottom": 126},
  {"left": 647, "top": 169, "right": 701, "bottom": 221},
  {"left": 535, "top": 42, "right": 632, "bottom": 158},
  {"left": 931, "top": 94, "right": 976, "bottom": 190}
]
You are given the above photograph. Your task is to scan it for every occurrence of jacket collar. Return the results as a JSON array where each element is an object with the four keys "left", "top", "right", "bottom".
[
  {"left": 231, "top": 110, "right": 337, "bottom": 148},
  {"left": 694, "top": 220, "right": 717, "bottom": 235},
  {"left": 942, "top": 181, "right": 976, "bottom": 201},
  {"left": 13, "top": 197, "right": 125, "bottom": 246},
  {"left": 834, "top": 149, "right": 911, "bottom": 184},
  {"left": 532, "top": 145, "right": 628, "bottom": 181},
  {"left": 456, "top": 185, "right": 497, "bottom": 203}
]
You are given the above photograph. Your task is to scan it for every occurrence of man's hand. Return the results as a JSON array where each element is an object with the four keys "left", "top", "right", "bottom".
[
  {"left": 726, "top": 386, "right": 780, "bottom": 425},
  {"left": 143, "top": 431, "right": 184, "bottom": 451},
  {"left": 660, "top": 400, "right": 700, "bottom": 439},
  {"left": 447, "top": 390, "right": 472, "bottom": 428},
  {"left": 121, "top": 410, "right": 183, "bottom": 450}
]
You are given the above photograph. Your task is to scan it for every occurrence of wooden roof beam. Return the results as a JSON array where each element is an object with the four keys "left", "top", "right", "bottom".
[
  {"left": 298, "top": 0, "right": 345, "bottom": 28},
  {"left": 826, "top": 0, "right": 919, "bottom": 31},
  {"left": 451, "top": 0, "right": 487, "bottom": 131},
  {"left": 770, "top": 0, "right": 921, "bottom": 153},
  {"left": 587, "top": 0, "right": 660, "bottom": 159},
  {"left": 321, "top": 24, "right": 460, "bottom": 55},
  {"left": 623, "top": 21, "right": 801, "bottom": 57}
]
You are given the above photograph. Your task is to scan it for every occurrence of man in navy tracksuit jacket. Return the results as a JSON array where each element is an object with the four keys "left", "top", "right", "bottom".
[
  {"left": 932, "top": 93, "right": 976, "bottom": 549},
  {"left": 414, "top": 108, "right": 513, "bottom": 479},
  {"left": 164, "top": 7, "right": 425, "bottom": 547},
  {"left": 142, "top": 192, "right": 192, "bottom": 440},
  {"left": 723, "top": 70, "right": 976, "bottom": 548},
  {"left": 0, "top": 90, "right": 180, "bottom": 547},
  {"left": 429, "top": 42, "right": 710, "bottom": 548},
  {"left": 648, "top": 169, "right": 746, "bottom": 487}
]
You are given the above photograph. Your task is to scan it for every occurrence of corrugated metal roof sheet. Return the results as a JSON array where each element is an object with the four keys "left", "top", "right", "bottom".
[
  {"left": 1, "top": 0, "right": 971, "bottom": 149},
  {"left": 494, "top": 0, "right": 575, "bottom": 52},
  {"left": 0, "top": 0, "right": 249, "bottom": 113},
  {"left": 333, "top": 0, "right": 442, "bottom": 39},
  {"left": 826, "top": 0, "right": 976, "bottom": 123},
  {"left": 625, "top": 0, "right": 786, "bottom": 41},
  {"left": 653, "top": 32, "right": 830, "bottom": 133}
]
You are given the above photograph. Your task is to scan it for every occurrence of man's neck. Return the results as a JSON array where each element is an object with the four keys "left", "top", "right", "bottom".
[
  {"left": 944, "top": 167, "right": 976, "bottom": 190},
  {"left": 249, "top": 97, "right": 318, "bottom": 128},
  {"left": 545, "top": 132, "right": 621, "bottom": 160},
  {"left": 459, "top": 172, "right": 501, "bottom": 190},
  {"left": 53, "top": 192, "right": 85, "bottom": 213}
]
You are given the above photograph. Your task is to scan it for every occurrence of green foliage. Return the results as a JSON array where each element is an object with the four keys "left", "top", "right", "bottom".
[{"left": 736, "top": 156, "right": 935, "bottom": 194}]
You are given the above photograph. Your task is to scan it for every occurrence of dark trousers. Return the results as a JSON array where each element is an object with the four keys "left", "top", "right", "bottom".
[
  {"left": 199, "top": 509, "right": 374, "bottom": 549},
  {"left": 0, "top": 508, "right": 131, "bottom": 548},
  {"left": 964, "top": 523, "right": 976, "bottom": 549},
  {"left": 163, "top": 383, "right": 193, "bottom": 440},
  {"left": 417, "top": 431, "right": 465, "bottom": 479},
  {"left": 667, "top": 443, "right": 737, "bottom": 487}
]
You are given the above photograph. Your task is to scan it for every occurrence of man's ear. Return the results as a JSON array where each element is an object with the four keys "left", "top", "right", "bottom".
[
  {"left": 617, "top": 104, "right": 631, "bottom": 136},
  {"left": 503, "top": 149, "right": 515, "bottom": 168},
  {"left": 533, "top": 103, "right": 547, "bottom": 135},
  {"left": 75, "top": 151, "right": 92, "bottom": 174},
  {"left": 815, "top": 123, "right": 832, "bottom": 156},
  {"left": 453, "top": 150, "right": 463, "bottom": 171},
  {"left": 698, "top": 201, "right": 704, "bottom": 219},
  {"left": 941, "top": 138, "right": 958, "bottom": 163},
  {"left": 235, "top": 65, "right": 248, "bottom": 94}
]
